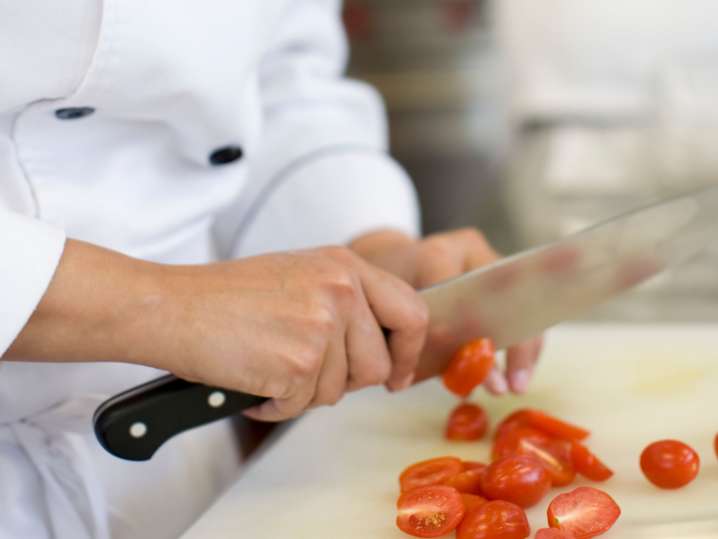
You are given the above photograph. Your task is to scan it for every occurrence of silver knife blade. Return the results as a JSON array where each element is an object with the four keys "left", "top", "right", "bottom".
[{"left": 415, "top": 185, "right": 718, "bottom": 380}]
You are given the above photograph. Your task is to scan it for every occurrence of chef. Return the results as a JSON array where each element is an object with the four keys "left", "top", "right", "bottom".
[{"left": 0, "top": 1, "right": 542, "bottom": 538}]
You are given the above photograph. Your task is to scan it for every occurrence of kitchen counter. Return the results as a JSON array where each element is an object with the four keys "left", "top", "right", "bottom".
[{"left": 181, "top": 324, "right": 718, "bottom": 539}]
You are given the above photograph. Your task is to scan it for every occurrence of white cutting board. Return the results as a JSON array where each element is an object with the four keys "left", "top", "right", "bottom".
[{"left": 182, "top": 325, "right": 718, "bottom": 538}]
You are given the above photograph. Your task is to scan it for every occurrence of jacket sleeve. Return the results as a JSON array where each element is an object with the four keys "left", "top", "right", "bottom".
[
  {"left": 0, "top": 209, "right": 66, "bottom": 355},
  {"left": 216, "top": 0, "right": 420, "bottom": 258}
]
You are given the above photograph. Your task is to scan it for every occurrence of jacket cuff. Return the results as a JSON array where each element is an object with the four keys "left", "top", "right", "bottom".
[
  {"left": 231, "top": 149, "right": 420, "bottom": 257},
  {"left": 0, "top": 211, "right": 66, "bottom": 355}
]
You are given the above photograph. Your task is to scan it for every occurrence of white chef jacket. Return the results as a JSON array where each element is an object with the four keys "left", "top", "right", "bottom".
[{"left": 0, "top": 1, "right": 419, "bottom": 538}]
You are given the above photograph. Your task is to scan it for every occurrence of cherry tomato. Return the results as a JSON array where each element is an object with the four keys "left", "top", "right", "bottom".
[
  {"left": 443, "top": 338, "right": 495, "bottom": 397},
  {"left": 570, "top": 442, "right": 614, "bottom": 482},
  {"left": 535, "top": 529, "right": 575, "bottom": 539},
  {"left": 444, "top": 467, "right": 486, "bottom": 495},
  {"left": 396, "top": 485, "right": 465, "bottom": 538},
  {"left": 457, "top": 500, "right": 530, "bottom": 539},
  {"left": 400, "top": 457, "right": 464, "bottom": 493},
  {"left": 493, "top": 426, "right": 576, "bottom": 487},
  {"left": 547, "top": 487, "right": 621, "bottom": 539},
  {"left": 463, "top": 461, "right": 488, "bottom": 471},
  {"left": 461, "top": 493, "right": 488, "bottom": 513},
  {"left": 640, "top": 440, "right": 700, "bottom": 489},
  {"left": 481, "top": 455, "right": 551, "bottom": 508},
  {"left": 523, "top": 410, "right": 589, "bottom": 441},
  {"left": 494, "top": 409, "right": 589, "bottom": 442},
  {"left": 446, "top": 403, "right": 489, "bottom": 441}
]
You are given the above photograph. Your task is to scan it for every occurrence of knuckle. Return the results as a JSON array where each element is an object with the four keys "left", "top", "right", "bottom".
[
  {"left": 289, "top": 344, "right": 323, "bottom": 379},
  {"left": 307, "top": 302, "right": 338, "bottom": 335}
]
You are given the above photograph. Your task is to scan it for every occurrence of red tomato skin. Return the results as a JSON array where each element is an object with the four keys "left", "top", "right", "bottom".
[
  {"left": 547, "top": 487, "right": 621, "bottom": 539},
  {"left": 494, "top": 409, "right": 589, "bottom": 442},
  {"left": 457, "top": 500, "right": 530, "bottom": 539},
  {"left": 463, "top": 461, "right": 488, "bottom": 472},
  {"left": 493, "top": 427, "right": 576, "bottom": 487},
  {"left": 400, "top": 457, "right": 464, "bottom": 493},
  {"left": 396, "top": 485, "right": 466, "bottom": 538},
  {"left": 443, "top": 338, "right": 495, "bottom": 397},
  {"left": 536, "top": 529, "right": 574, "bottom": 539},
  {"left": 461, "top": 493, "right": 488, "bottom": 513},
  {"left": 640, "top": 440, "right": 700, "bottom": 489},
  {"left": 481, "top": 455, "right": 551, "bottom": 508},
  {"left": 444, "top": 467, "right": 486, "bottom": 495},
  {"left": 570, "top": 442, "right": 614, "bottom": 482},
  {"left": 446, "top": 403, "right": 489, "bottom": 441},
  {"left": 523, "top": 410, "right": 590, "bottom": 441}
]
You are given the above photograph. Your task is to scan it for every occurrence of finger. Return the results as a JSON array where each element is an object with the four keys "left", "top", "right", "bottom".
[
  {"left": 455, "top": 228, "right": 500, "bottom": 270},
  {"left": 345, "top": 297, "right": 393, "bottom": 391},
  {"left": 484, "top": 366, "right": 508, "bottom": 395},
  {"left": 505, "top": 336, "right": 543, "bottom": 394},
  {"left": 355, "top": 259, "right": 429, "bottom": 391},
  {"left": 309, "top": 334, "right": 349, "bottom": 407},
  {"left": 243, "top": 363, "right": 320, "bottom": 422},
  {"left": 415, "top": 239, "right": 465, "bottom": 289}
]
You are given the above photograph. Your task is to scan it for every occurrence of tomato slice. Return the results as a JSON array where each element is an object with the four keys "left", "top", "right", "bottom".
[
  {"left": 481, "top": 455, "right": 551, "bottom": 508},
  {"left": 714, "top": 433, "right": 718, "bottom": 460},
  {"left": 442, "top": 338, "right": 495, "bottom": 397},
  {"left": 444, "top": 467, "right": 486, "bottom": 495},
  {"left": 463, "top": 461, "right": 488, "bottom": 471},
  {"left": 495, "top": 409, "right": 589, "bottom": 442},
  {"left": 446, "top": 403, "right": 489, "bottom": 441},
  {"left": 523, "top": 410, "right": 590, "bottom": 441},
  {"left": 640, "top": 440, "right": 700, "bottom": 489},
  {"left": 547, "top": 487, "right": 621, "bottom": 539},
  {"left": 400, "top": 457, "right": 464, "bottom": 493},
  {"left": 570, "top": 442, "right": 614, "bottom": 482},
  {"left": 536, "top": 528, "right": 574, "bottom": 538},
  {"left": 396, "top": 485, "right": 465, "bottom": 538},
  {"left": 493, "top": 426, "right": 576, "bottom": 487},
  {"left": 461, "top": 493, "right": 487, "bottom": 513},
  {"left": 457, "top": 500, "right": 530, "bottom": 539}
]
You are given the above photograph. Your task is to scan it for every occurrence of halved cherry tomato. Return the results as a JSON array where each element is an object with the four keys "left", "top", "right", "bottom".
[
  {"left": 640, "top": 440, "right": 700, "bottom": 489},
  {"left": 446, "top": 403, "right": 489, "bottom": 441},
  {"left": 481, "top": 455, "right": 551, "bottom": 508},
  {"left": 443, "top": 338, "right": 495, "bottom": 397},
  {"left": 461, "top": 493, "right": 487, "bottom": 513},
  {"left": 396, "top": 485, "right": 465, "bottom": 538},
  {"left": 444, "top": 467, "right": 486, "bottom": 495},
  {"left": 400, "top": 457, "right": 464, "bottom": 493},
  {"left": 495, "top": 409, "right": 589, "bottom": 442},
  {"left": 571, "top": 442, "right": 614, "bottom": 482},
  {"left": 463, "top": 461, "right": 488, "bottom": 471},
  {"left": 547, "top": 487, "right": 620, "bottom": 539},
  {"left": 457, "top": 500, "right": 530, "bottom": 539},
  {"left": 535, "top": 528, "right": 574, "bottom": 538},
  {"left": 494, "top": 409, "right": 529, "bottom": 441},
  {"left": 493, "top": 426, "right": 576, "bottom": 486}
]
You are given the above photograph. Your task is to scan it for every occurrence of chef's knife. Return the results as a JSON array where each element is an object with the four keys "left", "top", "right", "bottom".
[{"left": 94, "top": 185, "right": 718, "bottom": 461}]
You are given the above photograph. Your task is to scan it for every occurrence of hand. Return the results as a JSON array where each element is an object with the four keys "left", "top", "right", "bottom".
[
  {"left": 6, "top": 241, "right": 429, "bottom": 422},
  {"left": 350, "top": 228, "right": 544, "bottom": 395},
  {"left": 145, "top": 246, "right": 429, "bottom": 421}
]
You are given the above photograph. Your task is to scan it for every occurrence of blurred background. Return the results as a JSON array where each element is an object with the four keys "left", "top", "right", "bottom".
[{"left": 343, "top": 0, "right": 718, "bottom": 322}]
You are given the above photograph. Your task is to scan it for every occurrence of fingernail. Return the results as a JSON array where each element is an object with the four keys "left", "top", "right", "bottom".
[
  {"left": 510, "top": 369, "right": 531, "bottom": 393},
  {"left": 488, "top": 370, "right": 508, "bottom": 395},
  {"left": 392, "top": 373, "right": 415, "bottom": 392}
]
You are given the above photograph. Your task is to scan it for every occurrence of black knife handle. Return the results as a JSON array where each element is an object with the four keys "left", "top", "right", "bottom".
[{"left": 93, "top": 374, "right": 267, "bottom": 461}]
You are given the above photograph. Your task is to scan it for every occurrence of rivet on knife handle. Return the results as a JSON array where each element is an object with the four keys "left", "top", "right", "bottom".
[{"left": 93, "top": 374, "right": 268, "bottom": 461}]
